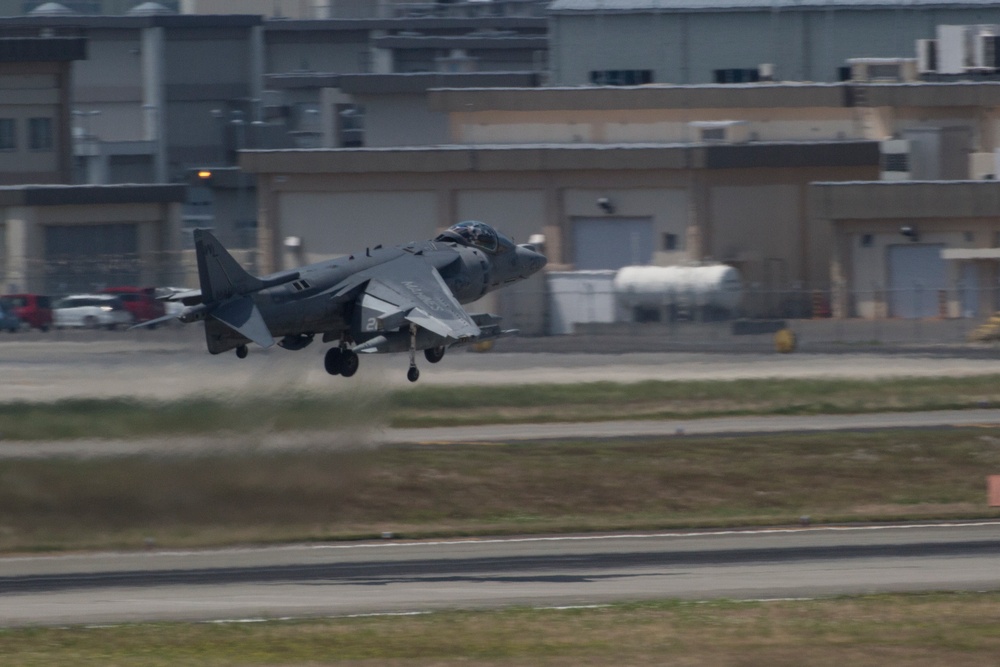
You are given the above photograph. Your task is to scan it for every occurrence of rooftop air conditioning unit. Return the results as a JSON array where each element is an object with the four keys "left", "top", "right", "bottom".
[
  {"left": 917, "top": 39, "right": 937, "bottom": 73},
  {"left": 848, "top": 58, "right": 918, "bottom": 82},
  {"left": 880, "top": 139, "right": 911, "bottom": 181},
  {"left": 977, "top": 32, "right": 1000, "bottom": 71},
  {"left": 688, "top": 120, "right": 749, "bottom": 144}
]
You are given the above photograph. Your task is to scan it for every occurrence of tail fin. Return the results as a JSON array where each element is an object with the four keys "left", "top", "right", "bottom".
[{"left": 193, "top": 228, "right": 265, "bottom": 303}]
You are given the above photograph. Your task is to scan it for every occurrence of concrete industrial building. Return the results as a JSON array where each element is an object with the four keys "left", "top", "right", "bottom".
[
  {"left": 7, "top": 0, "right": 1000, "bottom": 324},
  {"left": 547, "top": 0, "right": 1000, "bottom": 85},
  {"left": 240, "top": 79, "right": 1000, "bottom": 322},
  {"left": 0, "top": 34, "right": 184, "bottom": 295},
  {"left": 0, "top": 184, "right": 184, "bottom": 294},
  {"left": 0, "top": 36, "right": 84, "bottom": 185}
]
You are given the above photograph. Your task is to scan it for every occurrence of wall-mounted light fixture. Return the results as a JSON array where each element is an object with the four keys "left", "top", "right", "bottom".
[
  {"left": 899, "top": 225, "right": 919, "bottom": 242},
  {"left": 597, "top": 197, "right": 615, "bottom": 214}
]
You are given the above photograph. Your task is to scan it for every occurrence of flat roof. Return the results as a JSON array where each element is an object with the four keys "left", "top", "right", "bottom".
[
  {"left": 339, "top": 71, "right": 541, "bottom": 94},
  {"left": 0, "top": 14, "right": 262, "bottom": 28},
  {"left": 263, "top": 16, "right": 544, "bottom": 33},
  {"left": 0, "top": 184, "right": 186, "bottom": 207},
  {"left": 242, "top": 141, "right": 878, "bottom": 175},
  {"left": 812, "top": 180, "right": 1000, "bottom": 220},
  {"left": 551, "top": 0, "right": 1000, "bottom": 12},
  {"left": 429, "top": 81, "right": 1000, "bottom": 112},
  {"left": 371, "top": 34, "right": 547, "bottom": 50}
]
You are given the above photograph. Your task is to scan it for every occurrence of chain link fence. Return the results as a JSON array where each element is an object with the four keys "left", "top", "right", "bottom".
[
  {"left": 9, "top": 253, "right": 1000, "bottom": 348},
  {"left": 544, "top": 282, "right": 1000, "bottom": 347}
]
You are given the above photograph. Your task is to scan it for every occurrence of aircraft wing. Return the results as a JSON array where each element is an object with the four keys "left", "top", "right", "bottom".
[{"left": 353, "top": 254, "right": 481, "bottom": 342}]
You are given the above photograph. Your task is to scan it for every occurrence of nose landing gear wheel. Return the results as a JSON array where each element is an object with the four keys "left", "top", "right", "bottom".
[
  {"left": 235, "top": 345, "right": 248, "bottom": 359},
  {"left": 407, "top": 366, "right": 420, "bottom": 383}
]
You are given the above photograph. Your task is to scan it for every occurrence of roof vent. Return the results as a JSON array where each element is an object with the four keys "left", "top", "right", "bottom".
[
  {"left": 128, "top": 2, "right": 175, "bottom": 15},
  {"left": 29, "top": 2, "right": 76, "bottom": 15}
]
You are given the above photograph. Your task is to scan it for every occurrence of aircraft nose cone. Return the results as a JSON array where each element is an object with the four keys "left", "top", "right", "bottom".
[{"left": 516, "top": 244, "right": 547, "bottom": 277}]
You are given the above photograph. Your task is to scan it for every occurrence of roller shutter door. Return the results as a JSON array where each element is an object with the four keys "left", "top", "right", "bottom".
[
  {"left": 572, "top": 216, "right": 653, "bottom": 270},
  {"left": 44, "top": 223, "right": 138, "bottom": 294}
]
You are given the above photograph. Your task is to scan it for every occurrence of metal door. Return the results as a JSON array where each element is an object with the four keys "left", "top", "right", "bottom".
[{"left": 887, "top": 243, "right": 946, "bottom": 318}]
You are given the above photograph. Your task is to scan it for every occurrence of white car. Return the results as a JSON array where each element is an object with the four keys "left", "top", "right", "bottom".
[
  {"left": 53, "top": 294, "right": 134, "bottom": 330},
  {"left": 153, "top": 286, "right": 190, "bottom": 319}
]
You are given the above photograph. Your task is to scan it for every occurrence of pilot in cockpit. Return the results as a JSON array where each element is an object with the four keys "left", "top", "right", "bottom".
[{"left": 436, "top": 221, "right": 504, "bottom": 253}]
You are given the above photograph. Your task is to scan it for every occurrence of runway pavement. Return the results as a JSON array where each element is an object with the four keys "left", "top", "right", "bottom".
[
  {"left": 0, "top": 522, "right": 998, "bottom": 626},
  {"left": 3, "top": 408, "right": 1000, "bottom": 458},
  {"left": 5, "top": 332, "right": 1000, "bottom": 402},
  {"left": 3, "top": 333, "right": 1000, "bottom": 626}
]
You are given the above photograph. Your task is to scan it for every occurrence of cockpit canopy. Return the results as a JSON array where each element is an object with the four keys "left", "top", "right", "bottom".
[{"left": 436, "top": 221, "right": 513, "bottom": 254}]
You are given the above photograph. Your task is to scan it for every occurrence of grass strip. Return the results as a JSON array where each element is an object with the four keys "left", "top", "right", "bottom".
[
  {"left": 3, "top": 375, "right": 1000, "bottom": 439},
  {"left": 1, "top": 429, "right": 999, "bottom": 552},
  {"left": 1, "top": 593, "right": 999, "bottom": 666}
]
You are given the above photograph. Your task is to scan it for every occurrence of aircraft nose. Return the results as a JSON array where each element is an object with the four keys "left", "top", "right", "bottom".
[{"left": 516, "top": 244, "right": 547, "bottom": 277}]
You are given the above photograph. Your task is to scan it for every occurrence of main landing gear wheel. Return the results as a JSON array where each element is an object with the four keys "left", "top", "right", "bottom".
[
  {"left": 235, "top": 345, "right": 248, "bottom": 359},
  {"left": 340, "top": 350, "right": 359, "bottom": 377},
  {"left": 324, "top": 347, "right": 359, "bottom": 377},
  {"left": 407, "top": 366, "right": 420, "bottom": 383},
  {"left": 424, "top": 346, "right": 445, "bottom": 364},
  {"left": 324, "top": 347, "right": 343, "bottom": 375}
]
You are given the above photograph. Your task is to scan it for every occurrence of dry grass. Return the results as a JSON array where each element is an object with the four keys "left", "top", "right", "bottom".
[
  {"left": 1, "top": 593, "right": 999, "bottom": 666},
  {"left": 1, "top": 429, "right": 999, "bottom": 552},
  {"left": 3, "top": 375, "right": 1000, "bottom": 439}
]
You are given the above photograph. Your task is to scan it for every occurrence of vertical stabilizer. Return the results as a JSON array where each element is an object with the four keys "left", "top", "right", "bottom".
[{"left": 193, "top": 229, "right": 265, "bottom": 302}]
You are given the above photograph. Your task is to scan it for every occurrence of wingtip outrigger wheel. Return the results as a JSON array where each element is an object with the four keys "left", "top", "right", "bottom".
[{"left": 407, "top": 323, "right": 420, "bottom": 382}]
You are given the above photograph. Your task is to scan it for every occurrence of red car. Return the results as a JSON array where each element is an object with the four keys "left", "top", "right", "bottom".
[
  {"left": 1, "top": 293, "right": 52, "bottom": 331},
  {"left": 99, "top": 287, "right": 166, "bottom": 325}
]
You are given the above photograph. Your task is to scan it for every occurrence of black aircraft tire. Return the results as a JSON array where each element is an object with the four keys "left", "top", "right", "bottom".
[
  {"left": 340, "top": 350, "right": 359, "bottom": 378},
  {"left": 424, "top": 346, "right": 446, "bottom": 364},
  {"left": 236, "top": 345, "right": 249, "bottom": 359},
  {"left": 407, "top": 366, "right": 420, "bottom": 383},
  {"left": 324, "top": 348, "right": 343, "bottom": 375}
]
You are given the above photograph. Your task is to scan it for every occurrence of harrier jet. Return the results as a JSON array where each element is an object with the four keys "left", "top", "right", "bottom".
[{"left": 148, "top": 221, "right": 546, "bottom": 382}]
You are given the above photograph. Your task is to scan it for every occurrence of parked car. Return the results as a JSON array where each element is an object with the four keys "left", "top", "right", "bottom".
[
  {"left": 153, "top": 286, "right": 189, "bottom": 320},
  {"left": 0, "top": 299, "right": 23, "bottom": 332},
  {"left": 99, "top": 287, "right": 166, "bottom": 325},
  {"left": 1, "top": 293, "right": 52, "bottom": 331},
  {"left": 53, "top": 294, "right": 134, "bottom": 330}
]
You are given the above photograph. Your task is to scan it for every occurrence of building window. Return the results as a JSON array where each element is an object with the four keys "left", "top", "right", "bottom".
[
  {"left": 713, "top": 68, "right": 760, "bottom": 84},
  {"left": 336, "top": 104, "right": 365, "bottom": 148},
  {"left": 0, "top": 118, "right": 14, "bottom": 150},
  {"left": 28, "top": 117, "right": 53, "bottom": 151},
  {"left": 589, "top": 70, "right": 653, "bottom": 86},
  {"left": 663, "top": 233, "right": 679, "bottom": 251},
  {"left": 860, "top": 234, "right": 874, "bottom": 248}
]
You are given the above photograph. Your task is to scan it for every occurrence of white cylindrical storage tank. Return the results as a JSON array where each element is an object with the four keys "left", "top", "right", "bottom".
[{"left": 613, "top": 264, "right": 743, "bottom": 321}]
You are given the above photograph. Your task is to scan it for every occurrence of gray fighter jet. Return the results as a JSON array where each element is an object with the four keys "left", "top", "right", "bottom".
[{"left": 149, "top": 221, "right": 546, "bottom": 382}]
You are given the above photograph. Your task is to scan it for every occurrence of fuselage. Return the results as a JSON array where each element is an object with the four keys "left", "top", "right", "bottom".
[{"left": 250, "top": 230, "right": 546, "bottom": 341}]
